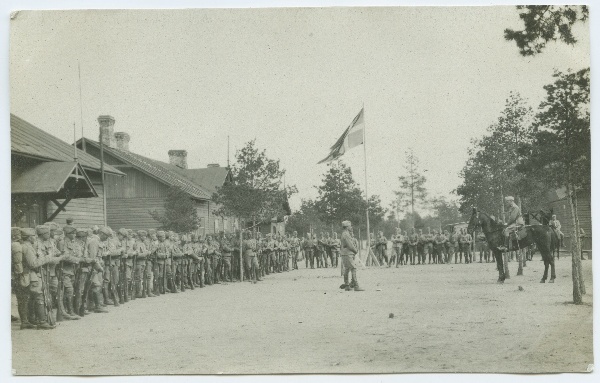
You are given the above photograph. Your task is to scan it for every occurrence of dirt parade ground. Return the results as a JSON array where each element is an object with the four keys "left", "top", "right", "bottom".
[{"left": 11, "top": 254, "right": 593, "bottom": 375}]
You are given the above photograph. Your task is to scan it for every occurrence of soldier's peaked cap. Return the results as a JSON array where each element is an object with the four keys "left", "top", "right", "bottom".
[
  {"left": 342, "top": 220, "right": 351, "bottom": 227},
  {"left": 148, "top": 229, "right": 157, "bottom": 235},
  {"left": 505, "top": 196, "right": 514, "bottom": 201},
  {"left": 21, "top": 228, "right": 36, "bottom": 237},
  {"left": 99, "top": 226, "right": 112, "bottom": 236},
  {"left": 36, "top": 225, "right": 50, "bottom": 235},
  {"left": 157, "top": 230, "right": 165, "bottom": 237},
  {"left": 63, "top": 226, "right": 76, "bottom": 234},
  {"left": 117, "top": 228, "right": 128, "bottom": 236},
  {"left": 76, "top": 228, "right": 88, "bottom": 237},
  {"left": 137, "top": 230, "right": 147, "bottom": 236},
  {"left": 45, "top": 222, "right": 59, "bottom": 230}
]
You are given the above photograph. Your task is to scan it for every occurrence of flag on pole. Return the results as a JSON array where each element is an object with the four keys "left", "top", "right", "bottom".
[{"left": 318, "top": 108, "right": 365, "bottom": 164}]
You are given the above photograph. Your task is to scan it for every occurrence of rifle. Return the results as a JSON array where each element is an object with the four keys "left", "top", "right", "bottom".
[
  {"left": 56, "top": 261, "right": 64, "bottom": 321},
  {"left": 79, "top": 264, "right": 94, "bottom": 317},
  {"left": 120, "top": 253, "right": 126, "bottom": 303},
  {"left": 131, "top": 252, "right": 137, "bottom": 300},
  {"left": 41, "top": 264, "right": 55, "bottom": 326}
]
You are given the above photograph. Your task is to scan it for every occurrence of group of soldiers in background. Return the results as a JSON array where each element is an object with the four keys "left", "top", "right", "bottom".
[
  {"left": 301, "top": 232, "right": 341, "bottom": 269},
  {"left": 373, "top": 227, "right": 496, "bottom": 266},
  {"left": 11, "top": 219, "right": 306, "bottom": 330}
]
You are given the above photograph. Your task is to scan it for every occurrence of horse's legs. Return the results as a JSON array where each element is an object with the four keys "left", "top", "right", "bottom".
[
  {"left": 541, "top": 260, "right": 549, "bottom": 283},
  {"left": 494, "top": 250, "right": 505, "bottom": 283},
  {"left": 549, "top": 258, "right": 556, "bottom": 283}
]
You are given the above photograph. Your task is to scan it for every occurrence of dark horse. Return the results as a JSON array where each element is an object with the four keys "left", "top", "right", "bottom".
[{"left": 467, "top": 208, "right": 557, "bottom": 284}]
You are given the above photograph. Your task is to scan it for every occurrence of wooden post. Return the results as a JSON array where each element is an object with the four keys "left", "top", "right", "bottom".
[{"left": 239, "top": 218, "right": 243, "bottom": 282}]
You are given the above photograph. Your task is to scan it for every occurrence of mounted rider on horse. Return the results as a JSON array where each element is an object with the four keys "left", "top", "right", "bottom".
[{"left": 497, "top": 196, "right": 524, "bottom": 252}]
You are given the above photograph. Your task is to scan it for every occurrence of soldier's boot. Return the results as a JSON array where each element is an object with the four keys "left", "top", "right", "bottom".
[
  {"left": 124, "top": 280, "right": 130, "bottom": 303},
  {"left": 65, "top": 297, "right": 81, "bottom": 320},
  {"left": 340, "top": 274, "right": 349, "bottom": 289},
  {"left": 199, "top": 273, "right": 205, "bottom": 288},
  {"left": 18, "top": 301, "right": 35, "bottom": 329},
  {"left": 351, "top": 270, "right": 364, "bottom": 291},
  {"left": 110, "top": 285, "right": 120, "bottom": 307},
  {"left": 102, "top": 284, "right": 113, "bottom": 306},
  {"left": 146, "top": 280, "right": 156, "bottom": 297},
  {"left": 136, "top": 280, "right": 144, "bottom": 298},
  {"left": 93, "top": 291, "right": 108, "bottom": 313},
  {"left": 181, "top": 276, "right": 186, "bottom": 292},
  {"left": 36, "top": 304, "right": 55, "bottom": 330},
  {"left": 170, "top": 278, "right": 178, "bottom": 293}
]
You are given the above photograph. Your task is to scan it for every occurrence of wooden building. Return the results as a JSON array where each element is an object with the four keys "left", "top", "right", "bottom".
[
  {"left": 76, "top": 115, "right": 235, "bottom": 235},
  {"left": 547, "top": 187, "right": 592, "bottom": 252},
  {"left": 11, "top": 114, "right": 124, "bottom": 228}
]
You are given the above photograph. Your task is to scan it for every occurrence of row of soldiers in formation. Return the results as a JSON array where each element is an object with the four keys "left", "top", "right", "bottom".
[
  {"left": 371, "top": 227, "right": 496, "bottom": 266},
  {"left": 11, "top": 221, "right": 310, "bottom": 330}
]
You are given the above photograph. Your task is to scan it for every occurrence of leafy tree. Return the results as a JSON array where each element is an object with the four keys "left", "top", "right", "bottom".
[
  {"left": 517, "top": 68, "right": 590, "bottom": 304},
  {"left": 286, "top": 199, "right": 329, "bottom": 237},
  {"left": 394, "top": 149, "right": 428, "bottom": 228},
  {"left": 504, "top": 5, "right": 589, "bottom": 56},
  {"left": 431, "top": 196, "right": 464, "bottom": 227},
  {"left": 456, "top": 93, "right": 544, "bottom": 217},
  {"left": 149, "top": 185, "right": 200, "bottom": 232},
  {"left": 314, "top": 161, "right": 385, "bottom": 236},
  {"left": 212, "top": 140, "right": 296, "bottom": 229}
]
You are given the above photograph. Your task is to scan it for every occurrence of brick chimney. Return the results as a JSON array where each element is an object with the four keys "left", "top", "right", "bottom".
[
  {"left": 114, "top": 132, "right": 130, "bottom": 152},
  {"left": 98, "top": 115, "right": 116, "bottom": 148},
  {"left": 168, "top": 150, "right": 188, "bottom": 169}
]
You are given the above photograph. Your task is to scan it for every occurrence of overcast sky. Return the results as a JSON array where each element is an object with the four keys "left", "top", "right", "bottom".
[{"left": 10, "top": 7, "right": 590, "bottom": 213}]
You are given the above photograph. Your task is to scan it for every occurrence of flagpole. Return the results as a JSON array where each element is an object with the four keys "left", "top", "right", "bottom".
[{"left": 362, "top": 104, "right": 370, "bottom": 263}]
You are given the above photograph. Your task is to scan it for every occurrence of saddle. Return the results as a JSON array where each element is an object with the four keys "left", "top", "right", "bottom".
[{"left": 507, "top": 225, "right": 528, "bottom": 249}]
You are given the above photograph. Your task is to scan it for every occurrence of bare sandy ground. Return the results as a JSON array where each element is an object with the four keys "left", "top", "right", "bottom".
[{"left": 11, "top": 254, "right": 593, "bottom": 375}]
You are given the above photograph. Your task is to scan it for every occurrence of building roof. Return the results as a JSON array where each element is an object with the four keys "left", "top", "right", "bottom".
[
  {"left": 11, "top": 114, "right": 124, "bottom": 176},
  {"left": 166, "top": 165, "right": 231, "bottom": 196},
  {"left": 12, "top": 161, "right": 98, "bottom": 198},
  {"left": 79, "top": 138, "right": 213, "bottom": 200}
]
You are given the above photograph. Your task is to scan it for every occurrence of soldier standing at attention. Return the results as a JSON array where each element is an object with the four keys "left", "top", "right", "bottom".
[
  {"left": 433, "top": 229, "right": 446, "bottom": 264},
  {"left": 242, "top": 231, "right": 261, "bottom": 283},
  {"left": 12, "top": 228, "right": 34, "bottom": 329},
  {"left": 134, "top": 230, "right": 150, "bottom": 297},
  {"left": 375, "top": 231, "right": 388, "bottom": 266},
  {"left": 339, "top": 221, "right": 364, "bottom": 292},
  {"left": 220, "top": 232, "right": 234, "bottom": 282},
  {"left": 417, "top": 229, "right": 427, "bottom": 265},
  {"left": 120, "top": 229, "right": 137, "bottom": 301},
  {"left": 60, "top": 226, "right": 83, "bottom": 320},
  {"left": 155, "top": 231, "right": 170, "bottom": 294},
  {"left": 459, "top": 228, "right": 473, "bottom": 264},
  {"left": 408, "top": 229, "right": 418, "bottom": 265},
  {"left": 85, "top": 227, "right": 109, "bottom": 313},
  {"left": 391, "top": 228, "right": 403, "bottom": 267},
  {"left": 196, "top": 236, "right": 207, "bottom": 287},
  {"left": 331, "top": 232, "right": 341, "bottom": 268},
  {"left": 303, "top": 233, "right": 313, "bottom": 269},
  {"left": 476, "top": 231, "right": 489, "bottom": 263},
  {"left": 22, "top": 228, "right": 63, "bottom": 329}
]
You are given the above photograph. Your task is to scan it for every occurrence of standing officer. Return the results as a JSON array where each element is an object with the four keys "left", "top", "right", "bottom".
[
  {"left": 303, "top": 233, "right": 313, "bottom": 269},
  {"left": 155, "top": 231, "right": 170, "bottom": 294},
  {"left": 476, "top": 231, "right": 489, "bottom": 263},
  {"left": 417, "top": 229, "right": 427, "bottom": 265},
  {"left": 433, "top": 229, "right": 446, "bottom": 264},
  {"left": 339, "top": 221, "right": 364, "bottom": 291},
  {"left": 120, "top": 228, "right": 137, "bottom": 301},
  {"left": 88, "top": 227, "right": 110, "bottom": 313},
  {"left": 375, "top": 231, "right": 388, "bottom": 266}
]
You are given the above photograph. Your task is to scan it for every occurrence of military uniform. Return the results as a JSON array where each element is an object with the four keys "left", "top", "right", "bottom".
[
  {"left": 23, "top": 227, "right": 61, "bottom": 329},
  {"left": 391, "top": 232, "right": 404, "bottom": 267},
  {"left": 340, "top": 221, "right": 363, "bottom": 291},
  {"left": 60, "top": 227, "right": 83, "bottom": 319},
  {"left": 433, "top": 231, "right": 446, "bottom": 264},
  {"left": 459, "top": 231, "right": 473, "bottom": 263},
  {"left": 408, "top": 231, "right": 419, "bottom": 265},
  {"left": 12, "top": 228, "right": 34, "bottom": 329},
  {"left": 155, "top": 232, "right": 172, "bottom": 293},
  {"left": 242, "top": 234, "right": 260, "bottom": 282}
]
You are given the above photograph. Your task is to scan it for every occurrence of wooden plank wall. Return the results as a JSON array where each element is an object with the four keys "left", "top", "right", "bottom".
[
  {"left": 107, "top": 197, "right": 164, "bottom": 230},
  {"left": 549, "top": 191, "right": 592, "bottom": 250},
  {"left": 46, "top": 183, "right": 105, "bottom": 228},
  {"left": 105, "top": 167, "right": 169, "bottom": 199}
]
